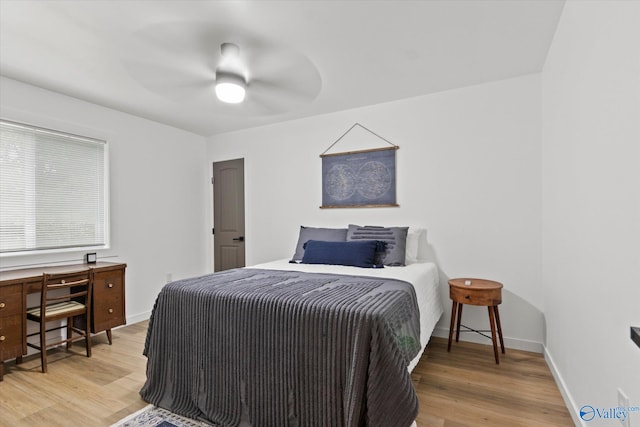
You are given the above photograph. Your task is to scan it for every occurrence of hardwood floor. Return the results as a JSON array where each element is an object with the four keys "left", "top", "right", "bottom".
[
  {"left": 0, "top": 321, "right": 574, "bottom": 426},
  {"left": 412, "top": 338, "right": 574, "bottom": 426},
  {"left": 0, "top": 322, "right": 149, "bottom": 427}
]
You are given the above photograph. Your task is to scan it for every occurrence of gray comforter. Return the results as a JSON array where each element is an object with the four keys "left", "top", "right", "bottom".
[{"left": 140, "top": 268, "right": 421, "bottom": 427}]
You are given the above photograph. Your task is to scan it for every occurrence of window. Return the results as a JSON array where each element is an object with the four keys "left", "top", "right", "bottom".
[{"left": 0, "top": 119, "right": 108, "bottom": 255}]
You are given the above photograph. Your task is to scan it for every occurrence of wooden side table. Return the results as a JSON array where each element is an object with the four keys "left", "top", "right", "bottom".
[{"left": 447, "top": 278, "right": 505, "bottom": 364}]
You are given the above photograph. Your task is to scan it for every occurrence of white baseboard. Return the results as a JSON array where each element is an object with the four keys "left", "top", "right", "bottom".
[
  {"left": 431, "top": 326, "right": 544, "bottom": 354},
  {"left": 126, "top": 310, "right": 152, "bottom": 325},
  {"left": 544, "top": 347, "right": 582, "bottom": 427}
]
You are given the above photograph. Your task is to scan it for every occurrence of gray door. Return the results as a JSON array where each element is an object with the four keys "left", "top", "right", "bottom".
[{"left": 212, "top": 158, "right": 245, "bottom": 271}]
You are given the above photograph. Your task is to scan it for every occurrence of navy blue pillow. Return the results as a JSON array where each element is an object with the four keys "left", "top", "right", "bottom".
[{"left": 301, "top": 240, "right": 385, "bottom": 268}]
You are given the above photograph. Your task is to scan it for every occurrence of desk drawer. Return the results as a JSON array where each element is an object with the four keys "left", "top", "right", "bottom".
[
  {"left": 0, "top": 285, "right": 22, "bottom": 316},
  {"left": 92, "top": 300, "right": 125, "bottom": 331},
  {"left": 92, "top": 269, "right": 126, "bottom": 332},
  {"left": 0, "top": 314, "right": 22, "bottom": 360},
  {"left": 93, "top": 270, "right": 123, "bottom": 297}
]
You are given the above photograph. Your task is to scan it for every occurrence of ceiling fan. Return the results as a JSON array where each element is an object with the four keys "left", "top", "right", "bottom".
[
  {"left": 122, "top": 22, "right": 322, "bottom": 116},
  {"left": 214, "top": 42, "right": 247, "bottom": 104}
]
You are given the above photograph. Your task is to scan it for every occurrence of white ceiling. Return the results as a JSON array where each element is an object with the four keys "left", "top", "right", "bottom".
[{"left": 0, "top": 0, "right": 565, "bottom": 137}]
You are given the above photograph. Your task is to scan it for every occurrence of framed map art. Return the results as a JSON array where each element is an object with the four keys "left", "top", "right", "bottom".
[{"left": 321, "top": 146, "right": 398, "bottom": 208}]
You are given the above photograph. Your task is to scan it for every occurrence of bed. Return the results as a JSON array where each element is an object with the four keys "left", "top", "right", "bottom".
[{"left": 140, "top": 226, "right": 444, "bottom": 427}]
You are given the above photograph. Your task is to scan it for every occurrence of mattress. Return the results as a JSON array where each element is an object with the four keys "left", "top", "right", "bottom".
[{"left": 248, "top": 259, "right": 444, "bottom": 372}]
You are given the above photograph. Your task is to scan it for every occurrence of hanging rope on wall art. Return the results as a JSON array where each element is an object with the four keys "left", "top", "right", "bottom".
[
  {"left": 320, "top": 123, "right": 398, "bottom": 157},
  {"left": 319, "top": 123, "right": 399, "bottom": 209}
]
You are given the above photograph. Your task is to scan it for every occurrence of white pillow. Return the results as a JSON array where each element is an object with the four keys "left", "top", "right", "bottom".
[{"left": 405, "top": 228, "right": 425, "bottom": 264}]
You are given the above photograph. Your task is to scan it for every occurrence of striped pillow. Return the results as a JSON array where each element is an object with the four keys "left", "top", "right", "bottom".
[{"left": 346, "top": 224, "right": 409, "bottom": 266}]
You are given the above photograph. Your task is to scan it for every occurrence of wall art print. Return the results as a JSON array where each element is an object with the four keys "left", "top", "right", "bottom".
[{"left": 321, "top": 146, "right": 398, "bottom": 208}]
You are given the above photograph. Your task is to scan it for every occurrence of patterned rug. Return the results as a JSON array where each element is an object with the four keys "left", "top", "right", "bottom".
[
  {"left": 111, "top": 405, "right": 219, "bottom": 427},
  {"left": 113, "top": 403, "right": 418, "bottom": 427}
]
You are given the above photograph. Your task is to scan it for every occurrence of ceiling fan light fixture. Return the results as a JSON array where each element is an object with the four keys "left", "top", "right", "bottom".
[{"left": 215, "top": 72, "right": 246, "bottom": 104}]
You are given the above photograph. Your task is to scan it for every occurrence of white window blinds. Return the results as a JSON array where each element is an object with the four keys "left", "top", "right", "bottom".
[{"left": 0, "top": 119, "right": 108, "bottom": 254}]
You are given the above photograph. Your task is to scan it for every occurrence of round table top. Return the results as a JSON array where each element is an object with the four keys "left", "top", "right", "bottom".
[{"left": 448, "top": 278, "right": 503, "bottom": 290}]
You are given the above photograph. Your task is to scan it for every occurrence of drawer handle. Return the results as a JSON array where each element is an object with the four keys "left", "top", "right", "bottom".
[
  {"left": 108, "top": 283, "right": 114, "bottom": 288},
  {"left": 0, "top": 335, "right": 5, "bottom": 342},
  {"left": 465, "top": 295, "right": 470, "bottom": 300},
  {"left": 0, "top": 302, "right": 5, "bottom": 308},
  {"left": 108, "top": 308, "right": 114, "bottom": 314}
]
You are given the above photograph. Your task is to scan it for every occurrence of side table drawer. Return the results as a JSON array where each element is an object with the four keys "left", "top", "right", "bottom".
[
  {"left": 92, "top": 269, "right": 126, "bottom": 332},
  {"left": 0, "top": 314, "right": 23, "bottom": 360},
  {"left": 450, "top": 286, "right": 502, "bottom": 306}
]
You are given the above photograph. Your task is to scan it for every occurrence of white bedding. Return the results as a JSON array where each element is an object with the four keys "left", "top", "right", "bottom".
[{"left": 248, "top": 259, "right": 444, "bottom": 372}]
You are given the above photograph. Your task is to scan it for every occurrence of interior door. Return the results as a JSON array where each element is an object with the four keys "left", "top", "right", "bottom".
[{"left": 212, "top": 158, "right": 245, "bottom": 271}]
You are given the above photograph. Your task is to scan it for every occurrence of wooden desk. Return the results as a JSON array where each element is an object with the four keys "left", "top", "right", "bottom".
[
  {"left": 0, "top": 262, "right": 126, "bottom": 380},
  {"left": 447, "top": 278, "right": 505, "bottom": 364}
]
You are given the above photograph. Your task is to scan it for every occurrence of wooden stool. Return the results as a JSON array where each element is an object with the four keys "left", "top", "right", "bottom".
[{"left": 447, "top": 278, "right": 505, "bottom": 364}]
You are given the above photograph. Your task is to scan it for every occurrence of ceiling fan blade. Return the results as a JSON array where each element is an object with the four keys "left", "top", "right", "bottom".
[
  {"left": 244, "top": 92, "right": 295, "bottom": 115},
  {"left": 247, "top": 50, "right": 321, "bottom": 96},
  {"left": 122, "top": 59, "right": 214, "bottom": 102},
  {"left": 248, "top": 74, "right": 321, "bottom": 113},
  {"left": 130, "top": 21, "right": 226, "bottom": 68}
]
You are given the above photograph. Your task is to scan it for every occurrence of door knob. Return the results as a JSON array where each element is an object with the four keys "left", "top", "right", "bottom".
[{"left": 232, "top": 236, "right": 245, "bottom": 242}]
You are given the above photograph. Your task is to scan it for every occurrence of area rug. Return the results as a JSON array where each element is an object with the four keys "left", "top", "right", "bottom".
[
  {"left": 113, "top": 403, "right": 418, "bottom": 427},
  {"left": 111, "top": 404, "right": 220, "bottom": 427}
]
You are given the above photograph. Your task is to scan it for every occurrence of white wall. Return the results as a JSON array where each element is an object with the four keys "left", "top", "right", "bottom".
[
  {"left": 542, "top": 1, "right": 640, "bottom": 425},
  {"left": 206, "top": 74, "right": 544, "bottom": 351},
  {"left": 0, "top": 77, "right": 210, "bottom": 323}
]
